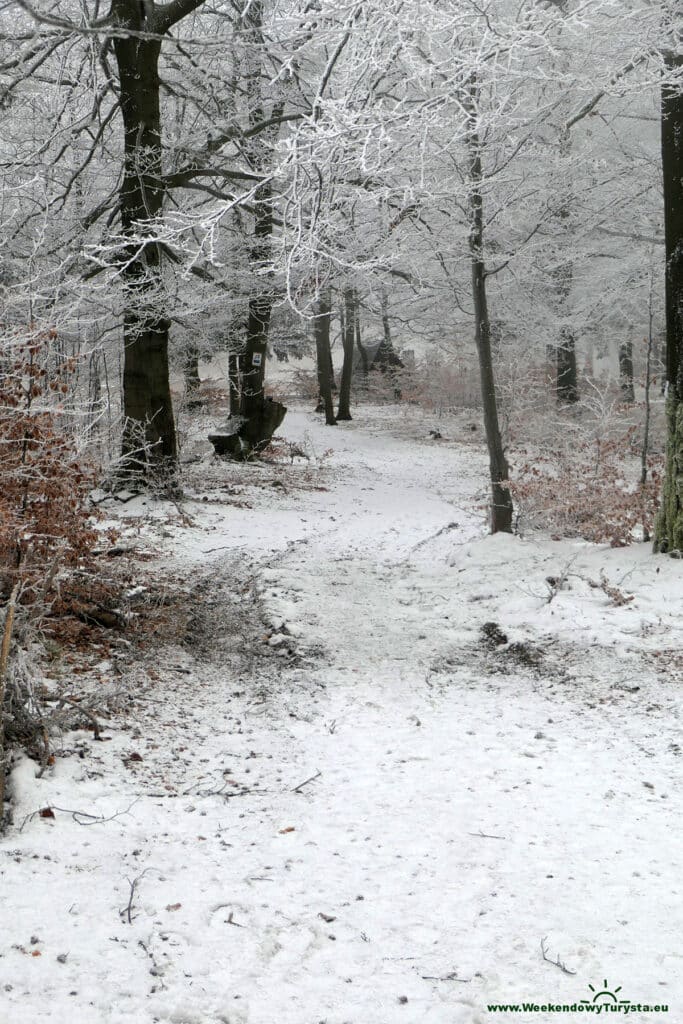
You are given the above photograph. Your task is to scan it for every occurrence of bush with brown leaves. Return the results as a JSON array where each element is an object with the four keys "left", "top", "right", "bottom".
[
  {"left": 0, "top": 336, "right": 98, "bottom": 602},
  {"left": 510, "top": 424, "right": 662, "bottom": 546}
]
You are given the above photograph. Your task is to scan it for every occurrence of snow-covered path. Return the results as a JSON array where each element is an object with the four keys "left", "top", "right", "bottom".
[{"left": 3, "top": 408, "right": 682, "bottom": 1024}]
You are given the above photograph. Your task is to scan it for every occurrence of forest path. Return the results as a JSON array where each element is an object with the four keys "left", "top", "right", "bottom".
[{"left": 3, "top": 406, "right": 682, "bottom": 1024}]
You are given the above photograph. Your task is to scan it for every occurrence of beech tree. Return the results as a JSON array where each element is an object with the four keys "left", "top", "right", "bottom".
[
  {"left": 654, "top": 47, "right": 683, "bottom": 553},
  {"left": 10, "top": 0, "right": 310, "bottom": 473},
  {"left": 111, "top": 0, "right": 203, "bottom": 477}
]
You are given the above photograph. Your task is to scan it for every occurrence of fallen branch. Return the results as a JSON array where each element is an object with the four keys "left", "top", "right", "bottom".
[
  {"left": 53, "top": 695, "right": 102, "bottom": 740},
  {"left": 421, "top": 972, "right": 471, "bottom": 983},
  {"left": 541, "top": 936, "right": 576, "bottom": 975},
  {"left": 21, "top": 798, "right": 138, "bottom": 831},
  {"left": 468, "top": 830, "right": 507, "bottom": 840},
  {"left": 292, "top": 769, "right": 322, "bottom": 793}
]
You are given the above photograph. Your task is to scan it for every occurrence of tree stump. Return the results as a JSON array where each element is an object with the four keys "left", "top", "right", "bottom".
[{"left": 208, "top": 397, "right": 286, "bottom": 460}]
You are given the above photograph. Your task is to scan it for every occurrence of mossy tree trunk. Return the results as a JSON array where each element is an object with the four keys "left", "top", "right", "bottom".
[{"left": 654, "top": 55, "right": 683, "bottom": 554}]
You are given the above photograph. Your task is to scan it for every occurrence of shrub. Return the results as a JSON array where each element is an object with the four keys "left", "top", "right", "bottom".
[
  {"left": 0, "top": 335, "right": 98, "bottom": 602},
  {"left": 510, "top": 424, "right": 662, "bottom": 546}
]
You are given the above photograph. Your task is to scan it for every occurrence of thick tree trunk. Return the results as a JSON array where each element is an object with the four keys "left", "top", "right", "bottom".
[
  {"left": 240, "top": 181, "right": 272, "bottom": 422},
  {"left": 375, "top": 288, "right": 404, "bottom": 371},
  {"left": 654, "top": 58, "right": 683, "bottom": 554},
  {"left": 618, "top": 338, "right": 635, "bottom": 403},
  {"left": 315, "top": 291, "right": 337, "bottom": 426},
  {"left": 557, "top": 326, "right": 579, "bottom": 404},
  {"left": 466, "top": 84, "right": 513, "bottom": 534},
  {"left": 113, "top": 1, "right": 177, "bottom": 478},
  {"left": 337, "top": 287, "right": 355, "bottom": 420}
]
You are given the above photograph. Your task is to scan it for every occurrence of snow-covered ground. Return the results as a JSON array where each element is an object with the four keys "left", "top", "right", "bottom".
[{"left": 2, "top": 406, "right": 682, "bottom": 1024}]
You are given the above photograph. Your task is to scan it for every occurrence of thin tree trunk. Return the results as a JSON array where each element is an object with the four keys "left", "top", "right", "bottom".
[
  {"left": 113, "top": 0, "right": 177, "bottom": 478},
  {"left": 184, "top": 345, "right": 201, "bottom": 398},
  {"left": 228, "top": 351, "right": 240, "bottom": 415},
  {"left": 315, "top": 291, "right": 337, "bottom": 426},
  {"left": 654, "top": 55, "right": 683, "bottom": 554},
  {"left": 235, "top": 1, "right": 287, "bottom": 453},
  {"left": 641, "top": 281, "right": 655, "bottom": 542},
  {"left": 557, "top": 117, "right": 577, "bottom": 407},
  {"left": 355, "top": 290, "right": 369, "bottom": 374},
  {"left": 337, "top": 287, "right": 355, "bottom": 420},
  {"left": 465, "top": 82, "right": 513, "bottom": 534}
]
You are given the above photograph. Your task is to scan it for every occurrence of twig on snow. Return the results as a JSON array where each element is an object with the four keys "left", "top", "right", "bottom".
[
  {"left": 421, "top": 972, "right": 471, "bottom": 983},
  {"left": 292, "top": 769, "right": 321, "bottom": 793},
  {"left": 468, "top": 830, "right": 507, "bottom": 840},
  {"left": 122, "top": 876, "right": 140, "bottom": 924},
  {"left": 21, "top": 798, "right": 138, "bottom": 830},
  {"left": 541, "top": 936, "right": 576, "bottom": 975},
  {"left": 120, "top": 866, "right": 156, "bottom": 925}
]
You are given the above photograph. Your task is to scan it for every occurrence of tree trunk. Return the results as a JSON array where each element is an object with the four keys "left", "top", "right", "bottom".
[
  {"left": 228, "top": 351, "right": 240, "bottom": 415},
  {"left": 375, "top": 288, "right": 404, "bottom": 372},
  {"left": 337, "top": 287, "right": 355, "bottom": 420},
  {"left": 113, "top": 0, "right": 177, "bottom": 479},
  {"left": 465, "top": 83, "right": 513, "bottom": 534},
  {"left": 557, "top": 326, "right": 579, "bottom": 404},
  {"left": 184, "top": 344, "right": 201, "bottom": 404},
  {"left": 555, "top": 119, "right": 579, "bottom": 405},
  {"left": 618, "top": 338, "right": 635, "bottom": 403},
  {"left": 236, "top": 1, "right": 285, "bottom": 452},
  {"left": 315, "top": 291, "right": 337, "bottom": 426},
  {"left": 654, "top": 57, "right": 683, "bottom": 554},
  {"left": 355, "top": 290, "right": 369, "bottom": 375}
]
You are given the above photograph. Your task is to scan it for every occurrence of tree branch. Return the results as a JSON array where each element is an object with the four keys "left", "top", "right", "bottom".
[{"left": 154, "top": 0, "right": 208, "bottom": 34}]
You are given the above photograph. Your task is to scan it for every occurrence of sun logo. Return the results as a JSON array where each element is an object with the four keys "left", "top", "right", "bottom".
[{"left": 581, "top": 980, "right": 630, "bottom": 1007}]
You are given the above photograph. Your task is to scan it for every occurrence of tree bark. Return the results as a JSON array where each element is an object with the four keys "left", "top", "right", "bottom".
[
  {"left": 557, "top": 325, "right": 579, "bottom": 403},
  {"left": 228, "top": 351, "right": 240, "bottom": 415},
  {"left": 236, "top": 0, "right": 285, "bottom": 452},
  {"left": 113, "top": 0, "right": 178, "bottom": 479},
  {"left": 465, "top": 82, "right": 513, "bottom": 534},
  {"left": 355, "top": 290, "right": 369, "bottom": 375},
  {"left": 618, "top": 338, "right": 635, "bottom": 403},
  {"left": 315, "top": 291, "right": 337, "bottom": 425},
  {"left": 374, "top": 288, "right": 404, "bottom": 371},
  {"left": 184, "top": 344, "right": 201, "bottom": 401},
  {"left": 654, "top": 56, "right": 683, "bottom": 554},
  {"left": 337, "top": 287, "right": 355, "bottom": 420},
  {"left": 551, "top": 100, "right": 578, "bottom": 405}
]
